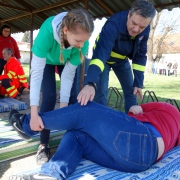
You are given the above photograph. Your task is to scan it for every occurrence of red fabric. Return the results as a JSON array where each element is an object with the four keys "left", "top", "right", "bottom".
[
  {"left": 0, "top": 80, "right": 19, "bottom": 98},
  {"left": 0, "top": 35, "right": 21, "bottom": 59},
  {"left": 128, "top": 102, "right": 180, "bottom": 159},
  {"left": 0, "top": 57, "right": 28, "bottom": 88},
  {"left": 55, "top": 66, "right": 59, "bottom": 74}
]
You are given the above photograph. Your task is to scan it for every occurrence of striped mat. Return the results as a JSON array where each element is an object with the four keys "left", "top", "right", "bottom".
[
  {"left": 17, "top": 145, "right": 180, "bottom": 180},
  {"left": 0, "top": 97, "right": 27, "bottom": 112},
  {"left": 0, "top": 117, "right": 65, "bottom": 162}
]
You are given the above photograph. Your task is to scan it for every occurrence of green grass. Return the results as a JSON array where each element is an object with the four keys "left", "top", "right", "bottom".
[
  {"left": 22, "top": 64, "right": 180, "bottom": 110},
  {"left": 22, "top": 64, "right": 60, "bottom": 89},
  {"left": 108, "top": 70, "right": 180, "bottom": 110}
]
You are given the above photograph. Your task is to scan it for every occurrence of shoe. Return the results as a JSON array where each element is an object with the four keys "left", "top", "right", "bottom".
[
  {"left": 18, "top": 87, "right": 30, "bottom": 96},
  {"left": 9, "top": 173, "right": 57, "bottom": 180},
  {"left": 14, "top": 94, "right": 22, "bottom": 101},
  {"left": 8, "top": 109, "right": 30, "bottom": 140},
  {"left": 56, "top": 95, "right": 60, "bottom": 103},
  {"left": 35, "top": 145, "right": 50, "bottom": 165},
  {"left": 23, "top": 88, "right": 30, "bottom": 94}
]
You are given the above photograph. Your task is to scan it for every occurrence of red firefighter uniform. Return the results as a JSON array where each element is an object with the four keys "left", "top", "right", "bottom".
[{"left": 0, "top": 57, "right": 28, "bottom": 98}]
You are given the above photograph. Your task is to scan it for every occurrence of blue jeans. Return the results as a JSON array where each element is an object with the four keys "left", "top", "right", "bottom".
[
  {"left": 40, "top": 64, "right": 78, "bottom": 144},
  {"left": 22, "top": 102, "right": 157, "bottom": 179},
  {"left": 94, "top": 60, "right": 137, "bottom": 113}
]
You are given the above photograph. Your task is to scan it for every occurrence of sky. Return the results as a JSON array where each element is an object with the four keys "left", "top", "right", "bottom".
[{"left": 155, "top": 7, "right": 180, "bottom": 35}]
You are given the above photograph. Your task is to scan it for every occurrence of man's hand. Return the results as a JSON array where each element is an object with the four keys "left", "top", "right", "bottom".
[
  {"left": 129, "top": 105, "right": 143, "bottom": 115},
  {"left": 133, "top": 87, "right": 143, "bottom": 101},
  {"left": 77, "top": 85, "right": 95, "bottom": 105}
]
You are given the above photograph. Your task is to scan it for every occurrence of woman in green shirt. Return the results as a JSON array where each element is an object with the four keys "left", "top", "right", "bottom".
[{"left": 30, "top": 9, "right": 94, "bottom": 165}]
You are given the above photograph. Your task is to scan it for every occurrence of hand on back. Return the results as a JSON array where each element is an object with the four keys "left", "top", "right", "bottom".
[
  {"left": 77, "top": 85, "right": 95, "bottom": 105},
  {"left": 129, "top": 105, "right": 143, "bottom": 115}
]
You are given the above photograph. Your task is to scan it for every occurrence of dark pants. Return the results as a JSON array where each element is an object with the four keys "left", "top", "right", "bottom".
[
  {"left": 40, "top": 64, "right": 79, "bottom": 145},
  {"left": 0, "top": 59, "right": 7, "bottom": 75}
]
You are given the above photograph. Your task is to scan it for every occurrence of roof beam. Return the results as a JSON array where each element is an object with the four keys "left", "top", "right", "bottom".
[
  {"left": 15, "top": 0, "right": 48, "bottom": 21},
  {"left": 84, "top": 0, "right": 89, "bottom": 10},
  {"left": 32, "top": 0, "right": 82, "bottom": 13},
  {"left": 7, "top": 22, "right": 24, "bottom": 32},
  {"left": 0, "top": 0, "right": 83, "bottom": 23},
  {"left": 0, "top": 2, "right": 30, "bottom": 11},
  {"left": 94, "top": 0, "right": 114, "bottom": 15},
  {"left": 155, "top": 1, "right": 180, "bottom": 8},
  {"left": 15, "top": 0, "right": 35, "bottom": 10}
]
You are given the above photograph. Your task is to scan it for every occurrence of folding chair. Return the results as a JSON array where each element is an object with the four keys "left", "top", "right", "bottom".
[
  {"left": 166, "top": 98, "right": 180, "bottom": 111},
  {"left": 141, "top": 90, "right": 159, "bottom": 104},
  {"left": 107, "top": 87, "right": 123, "bottom": 110}
]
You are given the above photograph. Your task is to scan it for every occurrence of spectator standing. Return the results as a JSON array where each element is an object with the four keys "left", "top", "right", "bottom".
[
  {"left": 152, "top": 61, "right": 157, "bottom": 75},
  {"left": 172, "top": 60, "right": 178, "bottom": 77},
  {"left": 0, "top": 25, "right": 21, "bottom": 75},
  {"left": 166, "top": 61, "right": 172, "bottom": 76}
]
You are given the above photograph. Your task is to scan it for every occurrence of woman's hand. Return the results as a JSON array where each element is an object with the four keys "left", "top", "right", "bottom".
[
  {"left": 60, "top": 102, "right": 68, "bottom": 108},
  {"left": 30, "top": 106, "right": 44, "bottom": 131},
  {"left": 129, "top": 105, "right": 143, "bottom": 115},
  {"left": 30, "top": 115, "right": 44, "bottom": 131}
]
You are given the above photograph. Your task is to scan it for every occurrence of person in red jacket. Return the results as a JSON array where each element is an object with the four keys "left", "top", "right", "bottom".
[
  {"left": 8, "top": 101, "right": 180, "bottom": 180},
  {"left": 0, "top": 48, "right": 28, "bottom": 100},
  {"left": 0, "top": 25, "right": 21, "bottom": 75}
]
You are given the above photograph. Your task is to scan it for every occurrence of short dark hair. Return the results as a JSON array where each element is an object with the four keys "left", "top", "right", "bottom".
[
  {"left": 130, "top": 0, "right": 156, "bottom": 19},
  {"left": 0, "top": 24, "right": 11, "bottom": 36},
  {"left": 3, "top": 48, "right": 13, "bottom": 54}
]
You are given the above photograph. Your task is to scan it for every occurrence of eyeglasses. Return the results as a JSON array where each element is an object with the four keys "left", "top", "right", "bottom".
[{"left": 3, "top": 30, "right": 10, "bottom": 33}]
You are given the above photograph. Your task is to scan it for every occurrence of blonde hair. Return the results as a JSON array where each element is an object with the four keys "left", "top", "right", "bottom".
[{"left": 60, "top": 9, "right": 94, "bottom": 64}]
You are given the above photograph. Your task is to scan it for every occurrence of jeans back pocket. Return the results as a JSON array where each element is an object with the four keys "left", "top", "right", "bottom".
[{"left": 113, "top": 131, "right": 148, "bottom": 166}]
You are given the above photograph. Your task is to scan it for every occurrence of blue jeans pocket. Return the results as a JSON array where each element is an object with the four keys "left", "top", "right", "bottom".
[{"left": 113, "top": 131, "right": 148, "bottom": 166}]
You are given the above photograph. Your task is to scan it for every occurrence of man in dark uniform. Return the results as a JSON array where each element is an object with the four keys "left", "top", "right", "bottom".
[{"left": 77, "top": 0, "right": 156, "bottom": 113}]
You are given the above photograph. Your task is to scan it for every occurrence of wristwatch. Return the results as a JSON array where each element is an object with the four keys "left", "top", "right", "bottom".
[{"left": 86, "top": 82, "right": 97, "bottom": 91}]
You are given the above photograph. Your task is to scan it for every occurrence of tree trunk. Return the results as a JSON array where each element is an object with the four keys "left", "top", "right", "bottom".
[{"left": 147, "top": 12, "right": 162, "bottom": 73}]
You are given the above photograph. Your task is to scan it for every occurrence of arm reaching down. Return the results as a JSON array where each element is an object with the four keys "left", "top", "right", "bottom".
[{"left": 60, "top": 61, "right": 77, "bottom": 108}]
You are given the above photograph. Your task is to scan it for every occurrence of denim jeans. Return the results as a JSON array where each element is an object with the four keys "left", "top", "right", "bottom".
[
  {"left": 40, "top": 64, "right": 78, "bottom": 144},
  {"left": 94, "top": 60, "right": 137, "bottom": 113},
  {"left": 22, "top": 102, "right": 157, "bottom": 179}
]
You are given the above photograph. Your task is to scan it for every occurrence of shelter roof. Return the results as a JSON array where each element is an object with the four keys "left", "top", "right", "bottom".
[{"left": 0, "top": 0, "right": 180, "bottom": 33}]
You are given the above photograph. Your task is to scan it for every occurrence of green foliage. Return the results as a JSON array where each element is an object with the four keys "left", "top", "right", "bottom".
[
  {"left": 22, "top": 64, "right": 60, "bottom": 89},
  {"left": 22, "top": 31, "right": 30, "bottom": 42}
]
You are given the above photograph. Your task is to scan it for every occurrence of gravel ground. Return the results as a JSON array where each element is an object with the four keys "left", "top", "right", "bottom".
[
  {"left": 0, "top": 148, "right": 57, "bottom": 180},
  {"left": 0, "top": 93, "right": 59, "bottom": 180}
]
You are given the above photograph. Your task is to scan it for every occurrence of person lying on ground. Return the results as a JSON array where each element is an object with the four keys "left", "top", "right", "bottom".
[{"left": 8, "top": 101, "right": 180, "bottom": 180}]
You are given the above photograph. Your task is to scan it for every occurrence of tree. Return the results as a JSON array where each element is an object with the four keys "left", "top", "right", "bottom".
[
  {"left": 22, "top": 31, "right": 30, "bottom": 42},
  {"left": 147, "top": 9, "right": 180, "bottom": 73}
]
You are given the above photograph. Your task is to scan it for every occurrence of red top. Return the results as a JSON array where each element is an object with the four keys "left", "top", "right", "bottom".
[
  {"left": 128, "top": 102, "right": 180, "bottom": 158},
  {"left": 0, "top": 35, "right": 21, "bottom": 59}
]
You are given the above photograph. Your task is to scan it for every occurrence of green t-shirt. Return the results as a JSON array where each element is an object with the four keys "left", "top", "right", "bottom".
[{"left": 32, "top": 16, "right": 89, "bottom": 66}]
